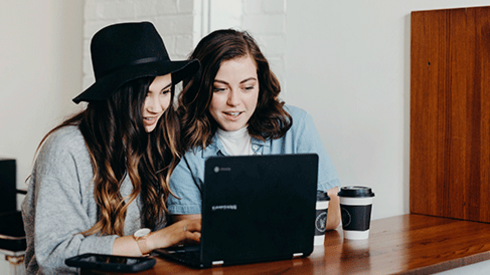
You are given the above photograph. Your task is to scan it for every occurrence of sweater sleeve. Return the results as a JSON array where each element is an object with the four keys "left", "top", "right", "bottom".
[{"left": 22, "top": 128, "right": 118, "bottom": 274}]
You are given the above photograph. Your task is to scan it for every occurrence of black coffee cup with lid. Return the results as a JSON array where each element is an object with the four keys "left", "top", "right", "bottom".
[{"left": 337, "top": 186, "right": 375, "bottom": 240}]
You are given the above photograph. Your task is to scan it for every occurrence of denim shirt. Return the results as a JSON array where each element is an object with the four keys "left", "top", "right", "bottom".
[{"left": 167, "top": 105, "right": 340, "bottom": 215}]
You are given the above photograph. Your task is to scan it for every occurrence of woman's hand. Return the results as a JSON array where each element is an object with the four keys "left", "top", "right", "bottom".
[
  {"left": 147, "top": 219, "right": 201, "bottom": 251},
  {"left": 325, "top": 186, "right": 341, "bottom": 230},
  {"left": 112, "top": 218, "right": 201, "bottom": 256}
]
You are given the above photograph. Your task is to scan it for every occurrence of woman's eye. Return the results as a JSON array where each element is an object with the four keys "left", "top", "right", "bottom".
[
  {"left": 161, "top": 89, "right": 171, "bottom": 95},
  {"left": 244, "top": 86, "right": 255, "bottom": 91},
  {"left": 213, "top": 87, "right": 226, "bottom": 92}
]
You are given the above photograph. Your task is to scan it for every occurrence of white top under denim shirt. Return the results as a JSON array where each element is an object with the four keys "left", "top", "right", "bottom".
[
  {"left": 216, "top": 126, "right": 254, "bottom": 156},
  {"left": 167, "top": 105, "right": 340, "bottom": 215}
]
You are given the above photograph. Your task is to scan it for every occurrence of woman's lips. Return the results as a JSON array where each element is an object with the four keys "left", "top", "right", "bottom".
[
  {"left": 223, "top": 111, "right": 243, "bottom": 121},
  {"left": 143, "top": 116, "right": 158, "bottom": 126}
]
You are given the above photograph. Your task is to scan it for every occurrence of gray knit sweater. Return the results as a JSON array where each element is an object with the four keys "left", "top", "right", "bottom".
[{"left": 21, "top": 126, "right": 165, "bottom": 274}]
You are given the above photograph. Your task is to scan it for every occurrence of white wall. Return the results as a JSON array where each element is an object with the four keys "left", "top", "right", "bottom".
[
  {"left": 208, "top": 0, "right": 288, "bottom": 87},
  {"left": 285, "top": 0, "right": 490, "bottom": 221},
  {"left": 0, "top": 1, "right": 84, "bottom": 205},
  {"left": 3, "top": 0, "right": 490, "bottom": 220},
  {"left": 3, "top": 0, "right": 490, "bottom": 221}
]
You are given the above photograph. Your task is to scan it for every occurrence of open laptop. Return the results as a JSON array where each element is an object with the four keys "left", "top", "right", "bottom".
[{"left": 155, "top": 153, "right": 319, "bottom": 268}]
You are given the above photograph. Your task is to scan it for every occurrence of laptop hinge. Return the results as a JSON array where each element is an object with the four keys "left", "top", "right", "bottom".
[
  {"left": 293, "top": 253, "right": 303, "bottom": 258},
  {"left": 212, "top": 260, "right": 224, "bottom": 265}
]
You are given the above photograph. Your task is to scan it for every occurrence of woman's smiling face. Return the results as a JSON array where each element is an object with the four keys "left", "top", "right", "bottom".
[
  {"left": 208, "top": 55, "right": 259, "bottom": 131},
  {"left": 142, "top": 74, "right": 172, "bottom": 133}
]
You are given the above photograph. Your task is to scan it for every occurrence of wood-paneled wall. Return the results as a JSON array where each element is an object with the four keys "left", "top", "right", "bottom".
[{"left": 410, "top": 6, "right": 490, "bottom": 222}]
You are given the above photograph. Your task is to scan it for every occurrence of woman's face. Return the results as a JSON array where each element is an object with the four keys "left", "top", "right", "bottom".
[
  {"left": 209, "top": 55, "right": 259, "bottom": 131},
  {"left": 143, "top": 74, "right": 172, "bottom": 133}
]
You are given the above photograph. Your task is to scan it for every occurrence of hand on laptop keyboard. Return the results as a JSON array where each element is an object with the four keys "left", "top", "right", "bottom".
[{"left": 151, "top": 218, "right": 202, "bottom": 250}]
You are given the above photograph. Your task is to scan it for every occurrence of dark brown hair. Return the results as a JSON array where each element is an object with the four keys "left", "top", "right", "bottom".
[
  {"left": 178, "top": 29, "right": 292, "bottom": 151},
  {"left": 35, "top": 77, "right": 180, "bottom": 236}
]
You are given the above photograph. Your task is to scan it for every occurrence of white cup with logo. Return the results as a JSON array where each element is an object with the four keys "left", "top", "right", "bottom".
[{"left": 314, "top": 190, "right": 330, "bottom": 246}]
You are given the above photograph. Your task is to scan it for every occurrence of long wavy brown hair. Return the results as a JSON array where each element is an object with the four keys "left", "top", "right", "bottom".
[
  {"left": 178, "top": 29, "right": 292, "bottom": 152},
  {"left": 35, "top": 76, "right": 180, "bottom": 237}
]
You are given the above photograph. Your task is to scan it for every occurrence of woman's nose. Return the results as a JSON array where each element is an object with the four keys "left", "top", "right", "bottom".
[
  {"left": 145, "top": 95, "right": 163, "bottom": 113},
  {"left": 227, "top": 90, "right": 240, "bottom": 106}
]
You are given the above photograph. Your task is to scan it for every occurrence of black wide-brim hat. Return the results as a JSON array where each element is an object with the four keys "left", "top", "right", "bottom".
[{"left": 73, "top": 21, "right": 200, "bottom": 104}]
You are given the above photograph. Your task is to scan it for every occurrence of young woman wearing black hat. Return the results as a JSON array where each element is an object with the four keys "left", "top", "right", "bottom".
[
  {"left": 167, "top": 29, "right": 341, "bottom": 231},
  {"left": 21, "top": 22, "right": 200, "bottom": 274}
]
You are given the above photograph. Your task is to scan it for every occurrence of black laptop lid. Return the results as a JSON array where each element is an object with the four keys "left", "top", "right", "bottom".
[{"left": 200, "top": 153, "right": 319, "bottom": 266}]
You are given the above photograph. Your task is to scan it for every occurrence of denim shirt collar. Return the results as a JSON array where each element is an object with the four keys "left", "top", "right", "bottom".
[{"left": 201, "top": 133, "right": 270, "bottom": 158}]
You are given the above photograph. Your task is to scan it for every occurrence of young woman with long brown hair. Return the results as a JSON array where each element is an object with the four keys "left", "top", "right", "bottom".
[
  {"left": 21, "top": 22, "right": 201, "bottom": 274},
  {"left": 167, "top": 29, "right": 341, "bottom": 231}
]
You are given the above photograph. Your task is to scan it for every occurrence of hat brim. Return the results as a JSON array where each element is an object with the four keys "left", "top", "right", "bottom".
[{"left": 73, "top": 59, "right": 199, "bottom": 103}]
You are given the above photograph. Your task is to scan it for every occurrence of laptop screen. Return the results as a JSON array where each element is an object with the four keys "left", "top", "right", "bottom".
[{"left": 200, "top": 153, "right": 319, "bottom": 266}]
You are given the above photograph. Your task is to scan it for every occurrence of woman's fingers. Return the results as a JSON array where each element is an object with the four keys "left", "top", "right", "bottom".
[
  {"left": 180, "top": 219, "right": 201, "bottom": 244},
  {"left": 182, "top": 219, "right": 202, "bottom": 233},
  {"left": 175, "top": 219, "right": 201, "bottom": 232},
  {"left": 184, "top": 231, "right": 201, "bottom": 244}
]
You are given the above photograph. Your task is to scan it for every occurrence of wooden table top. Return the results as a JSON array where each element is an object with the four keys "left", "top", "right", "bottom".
[{"left": 82, "top": 214, "right": 490, "bottom": 275}]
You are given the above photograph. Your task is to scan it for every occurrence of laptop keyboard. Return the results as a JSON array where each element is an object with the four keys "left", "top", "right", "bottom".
[
  {"left": 160, "top": 246, "right": 201, "bottom": 264},
  {"left": 176, "top": 249, "right": 200, "bottom": 262}
]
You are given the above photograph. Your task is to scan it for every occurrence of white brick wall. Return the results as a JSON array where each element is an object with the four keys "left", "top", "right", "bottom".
[
  {"left": 83, "top": 0, "right": 287, "bottom": 93},
  {"left": 209, "top": 0, "right": 242, "bottom": 30},
  {"left": 241, "top": 0, "right": 287, "bottom": 93}
]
